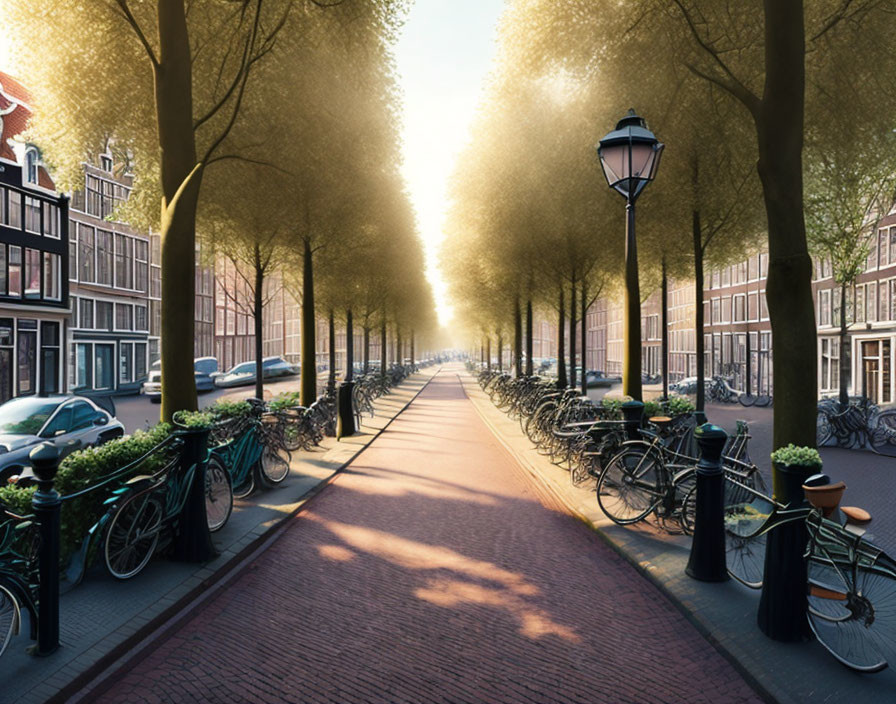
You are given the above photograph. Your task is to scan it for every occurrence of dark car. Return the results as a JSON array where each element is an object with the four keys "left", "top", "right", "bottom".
[
  {"left": 142, "top": 356, "right": 220, "bottom": 402},
  {"left": 0, "top": 395, "right": 125, "bottom": 480},
  {"left": 214, "top": 357, "right": 300, "bottom": 388}
]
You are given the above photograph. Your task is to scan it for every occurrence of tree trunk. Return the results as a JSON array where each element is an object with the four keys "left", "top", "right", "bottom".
[
  {"left": 253, "top": 244, "right": 264, "bottom": 401},
  {"left": 662, "top": 257, "right": 669, "bottom": 400},
  {"left": 346, "top": 309, "right": 353, "bottom": 382},
  {"left": 363, "top": 324, "right": 370, "bottom": 374},
  {"left": 569, "top": 277, "right": 577, "bottom": 390},
  {"left": 381, "top": 319, "right": 387, "bottom": 378},
  {"left": 300, "top": 239, "right": 316, "bottom": 406},
  {"left": 581, "top": 281, "right": 588, "bottom": 396},
  {"left": 328, "top": 311, "right": 336, "bottom": 393},
  {"left": 410, "top": 330, "right": 415, "bottom": 367},
  {"left": 694, "top": 212, "right": 706, "bottom": 414},
  {"left": 526, "top": 300, "right": 533, "bottom": 376},
  {"left": 839, "top": 283, "right": 849, "bottom": 408},
  {"left": 497, "top": 333, "right": 503, "bottom": 372},
  {"left": 396, "top": 329, "right": 402, "bottom": 367},
  {"left": 557, "top": 286, "right": 567, "bottom": 388},
  {"left": 756, "top": 0, "right": 816, "bottom": 450},
  {"left": 486, "top": 336, "right": 492, "bottom": 371},
  {"left": 156, "top": 0, "right": 201, "bottom": 421},
  {"left": 514, "top": 297, "right": 522, "bottom": 378}
]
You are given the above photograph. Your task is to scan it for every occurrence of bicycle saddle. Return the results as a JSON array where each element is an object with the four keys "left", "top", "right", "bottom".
[{"left": 802, "top": 476, "right": 873, "bottom": 525}]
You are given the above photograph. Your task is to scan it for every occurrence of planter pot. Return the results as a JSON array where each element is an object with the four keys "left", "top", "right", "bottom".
[{"left": 772, "top": 461, "right": 822, "bottom": 509}]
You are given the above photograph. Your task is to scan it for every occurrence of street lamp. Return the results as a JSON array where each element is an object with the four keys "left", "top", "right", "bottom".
[{"left": 597, "top": 109, "right": 664, "bottom": 401}]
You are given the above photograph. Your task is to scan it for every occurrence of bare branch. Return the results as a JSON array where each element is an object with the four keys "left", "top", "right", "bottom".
[{"left": 113, "top": 0, "right": 159, "bottom": 67}]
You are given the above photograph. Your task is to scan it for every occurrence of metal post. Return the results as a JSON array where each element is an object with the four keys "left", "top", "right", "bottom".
[
  {"left": 170, "top": 428, "right": 216, "bottom": 563},
  {"left": 757, "top": 460, "right": 819, "bottom": 641},
  {"left": 621, "top": 400, "right": 644, "bottom": 441},
  {"left": 337, "top": 380, "right": 356, "bottom": 438},
  {"left": 623, "top": 198, "right": 642, "bottom": 401},
  {"left": 30, "top": 442, "right": 61, "bottom": 656},
  {"left": 686, "top": 424, "right": 729, "bottom": 582}
]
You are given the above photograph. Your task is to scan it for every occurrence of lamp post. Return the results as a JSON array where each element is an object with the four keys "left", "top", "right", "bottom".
[{"left": 597, "top": 109, "right": 664, "bottom": 401}]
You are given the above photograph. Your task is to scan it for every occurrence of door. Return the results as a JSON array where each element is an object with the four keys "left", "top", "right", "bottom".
[
  {"left": 16, "top": 323, "right": 37, "bottom": 396},
  {"left": 862, "top": 340, "right": 881, "bottom": 403}
]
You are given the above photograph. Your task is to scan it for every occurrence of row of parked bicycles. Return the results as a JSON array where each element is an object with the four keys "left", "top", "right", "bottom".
[
  {"left": 0, "top": 363, "right": 427, "bottom": 660},
  {"left": 476, "top": 368, "right": 896, "bottom": 673}
]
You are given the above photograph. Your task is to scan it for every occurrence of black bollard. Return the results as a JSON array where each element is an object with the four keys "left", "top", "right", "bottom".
[
  {"left": 757, "top": 459, "right": 819, "bottom": 641},
  {"left": 686, "top": 423, "right": 730, "bottom": 582},
  {"left": 30, "top": 442, "right": 61, "bottom": 656},
  {"left": 620, "top": 400, "right": 644, "bottom": 440},
  {"left": 337, "top": 381, "right": 357, "bottom": 438},
  {"left": 170, "top": 428, "right": 217, "bottom": 564}
]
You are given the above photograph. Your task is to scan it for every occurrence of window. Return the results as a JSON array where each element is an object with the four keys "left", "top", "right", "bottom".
[
  {"left": 711, "top": 298, "right": 720, "bottom": 324},
  {"left": 867, "top": 238, "right": 879, "bottom": 270},
  {"left": 820, "top": 338, "right": 840, "bottom": 392},
  {"left": 25, "top": 148, "right": 39, "bottom": 185},
  {"left": 74, "top": 344, "right": 93, "bottom": 390},
  {"left": 759, "top": 253, "right": 768, "bottom": 278},
  {"left": 721, "top": 296, "right": 731, "bottom": 323},
  {"left": 135, "top": 304, "right": 148, "bottom": 331},
  {"left": 40, "top": 322, "right": 60, "bottom": 394},
  {"left": 25, "top": 247, "right": 41, "bottom": 297},
  {"left": 115, "top": 303, "right": 133, "bottom": 331},
  {"left": 150, "top": 266, "right": 161, "bottom": 299},
  {"left": 16, "top": 319, "right": 37, "bottom": 396},
  {"left": 43, "top": 252, "right": 60, "bottom": 301},
  {"left": 817, "top": 289, "right": 830, "bottom": 326},
  {"left": 24, "top": 197, "right": 41, "bottom": 234},
  {"left": 86, "top": 175, "right": 101, "bottom": 217},
  {"left": 70, "top": 401, "right": 95, "bottom": 431},
  {"left": 0, "top": 245, "right": 5, "bottom": 296},
  {"left": 856, "top": 285, "right": 865, "bottom": 323},
  {"left": 7, "top": 246, "right": 22, "bottom": 297},
  {"left": 8, "top": 190, "right": 21, "bottom": 229},
  {"left": 100, "top": 154, "right": 113, "bottom": 172},
  {"left": 748, "top": 255, "right": 759, "bottom": 281},
  {"left": 867, "top": 281, "right": 877, "bottom": 322},
  {"left": 95, "top": 344, "right": 114, "bottom": 389},
  {"left": 226, "top": 309, "right": 235, "bottom": 336},
  {"left": 721, "top": 267, "right": 730, "bottom": 287},
  {"left": 120, "top": 343, "right": 133, "bottom": 384},
  {"left": 733, "top": 295, "right": 745, "bottom": 322},
  {"left": 79, "top": 224, "right": 95, "bottom": 282},
  {"left": 135, "top": 239, "right": 148, "bottom": 292},
  {"left": 114, "top": 234, "right": 133, "bottom": 289},
  {"left": 101, "top": 180, "right": 115, "bottom": 218},
  {"left": 134, "top": 342, "right": 147, "bottom": 379},
  {"left": 881, "top": 281, "right": 890, "bottom": 322},
  {"left": 890, "top": 228, "right": 896, "bottom": 266},
  {"left": 96, "top": 230, "right": 113, "bottom": 286},
  {"left": 96, "top": 301, "right": 113, "bottom": 331},
  {"left": 79, "top": 298, "right": 94, "bottom": 329},
  {"left": 880, "top": 229, "right": 890, "bottom": 269},
  {"left": 69, "top": 235, "right": 77, "bottom": 281},
  {"left": 760, "top": 290, "right": 769, "bottom": 319}
]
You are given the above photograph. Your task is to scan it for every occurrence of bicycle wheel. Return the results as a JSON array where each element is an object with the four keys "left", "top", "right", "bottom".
[
  {"left": 232, "top": 467, "right": 256, "bottom": 499},
  {"left": 678, "top": 475, "right": 697, "bottom": 534},
  {"left": 723, "top": 479, "right": 772, "bottom": 588},
  {"left": 738, "top": 394, "right": 755, "bottom": 407},
  {"left": 596, "top": 445, "right": 662, "bottom": 524},
  {"left": 104, "top": 491, "right": 163, "bottom": 579},
  {"left": 205, "top": 457, "right": 233, "bottom": 533},
  {"left": 281, "top": 419, "right": 304, "bottom": 452},
  {"left": 0, "top": 584, "right": 20, "bottom": 659},
  {"left": 753, "top": 395, "right": 771, "bottom": 408},
  {"left": 807, "top": 553, "right": 896, "bottom": 672},
  {"left": 259, "top": 442, "right": 290, "bottom": 485},
  {"left": 817, "top": 411, "right": 833, "bottom": 447}
]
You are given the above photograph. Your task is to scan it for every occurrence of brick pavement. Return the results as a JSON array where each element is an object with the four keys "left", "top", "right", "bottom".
[{"left": 94, "top": 367, "right": 762, "bottom": 704}]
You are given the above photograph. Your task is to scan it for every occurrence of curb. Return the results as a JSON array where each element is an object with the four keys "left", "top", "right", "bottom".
[
  {"left": 54, "top": 369, "right": 440, "bottom": 704},
  {"left": 459, "top": 373, "right": 782, "bottom": 704}
]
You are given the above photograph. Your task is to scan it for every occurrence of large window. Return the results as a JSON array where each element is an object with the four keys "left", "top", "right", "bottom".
[
  {"left": 40, "top": 322, "right": 60, "bottom": 394},
  {"left": 114, "top": 234, "right": 133, "bottom": 289},
  {"left": 79, "top": 224, "right": 95, "bottom": 283},
  {"left": 96, "top": 230, "right": 113, "bottom": 286},
  {"left": 96, "top": 301, "right": 113, "bottom": 331},
  {"left": 24, "top": 248, "right": 40, "bottom": 298},
  {"left": 135, "top": 304, "right": 148, "bottom": 331},
  {"left": 818, "top": 288, "right": 832, "bottom": 327},
  {"left": 86, "top": 175, "right": 102, "bottom": 217},
  {"left": 68, "top": 233, "right": 78, "bottom": 281},
  {"left": 24, "top": 196, "right": 41, "bottom": 234},
  {"left": 43, "top": 252, "right": 60, "bottom": 301},
  {"left": 8, "top": 190, "right": 21, "bottom": 229},
  {"left": 95, "top": 344, "right": 114, "bottom": 389},
  {"left": 24, "top": 149, "right": 39, "bottom": 185},
  {"left": 820, "top": 338, "right": 840, "bottom": 393},
  {"left": 78, "top": 298, "right": 94, "bottom": 329},
  {"left": 115, "top": 303, "right": 133, "bottom": 331},
  {"left": 135, "top": 239, "right": 149, "bottom": 292},
  {"left": 8, "top": 246, "right": 22, "bottom": 297},
  {"left": 0, "top": 245, "right": 5, "bottom": 295},
  {"left": 119, "top": 342, "right": 133, "bottom": 384},
  {"left": 43, "top": 202, "right": 59, "bottom": 239}
]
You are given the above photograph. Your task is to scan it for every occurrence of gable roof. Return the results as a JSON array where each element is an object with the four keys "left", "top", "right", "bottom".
[{"left": 0, "top": 70, "right": 56, "bottom": 190}]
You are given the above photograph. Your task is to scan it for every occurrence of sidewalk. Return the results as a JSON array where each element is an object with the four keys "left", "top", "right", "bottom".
[
  {"left": 0, "top": 369, "right": 439, "bottom": 704},
  {"left": 460, "top": 371, "right": 896, "bottom": 703}
]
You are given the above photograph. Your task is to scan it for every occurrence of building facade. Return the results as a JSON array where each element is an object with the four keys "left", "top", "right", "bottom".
[
  {"left": 0, "top": 72, "right": 68, "bottom": 403},
  {"left": 67, "top": 153, "right": 151, "bottom": 394}
]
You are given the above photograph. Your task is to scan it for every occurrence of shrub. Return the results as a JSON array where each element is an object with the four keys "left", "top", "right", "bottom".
[
  {"left": 771, "top": 444, "right": 822, "bottom": 468},
  {"left": 207, "top": 399, "right": 252, "bottom": 420},
  {"left": 174, "top": 410, "right": 216, "bottom": 430},
  {"left": 664, "top": 395, "right": 696, "bottom": 416},
  {"left": 643, "top": 400, "right": 663, "bottom": 417},
  {"left": 601, "top": 395, "right": 631, "bottom": 419},
  {"left": 269, "top": 391, "right": 301, "bottom": 412}
]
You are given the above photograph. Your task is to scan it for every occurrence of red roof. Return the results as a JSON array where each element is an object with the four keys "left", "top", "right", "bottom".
[
  {"left": 0, "top": 71, "right": 54, "bottom": 190},
  {"left": 0, "top": 71, "right": 32, "bottom": 106}
]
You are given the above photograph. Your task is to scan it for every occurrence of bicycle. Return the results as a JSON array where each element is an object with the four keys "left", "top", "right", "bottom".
[
  {"left": 724, "top": 473, "right": 896, "bottom": 672},
  {"left": 597, "top": 417, "right": 766, "bottom": 534},
  {"left": 0, "top": 505, "right": 39, "bottom": 658}
]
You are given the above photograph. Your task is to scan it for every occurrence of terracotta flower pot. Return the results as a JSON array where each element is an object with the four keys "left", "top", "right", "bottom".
[{"left": 802, "top": 480, "right": 846, "bottom": 517}]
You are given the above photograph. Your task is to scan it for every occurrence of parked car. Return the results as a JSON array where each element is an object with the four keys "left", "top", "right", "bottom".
[
  {"left": 0, "top": 395, "right": 125, "bottom": 481},
  {"left": 142, "top": 357, "right": 221, "bottom": 403},
  {"left": 214, "top": 356, "right": 300, "bottom": 388},
  {"left": 584, "top": 370, "right": 620, "bottom": 388}
]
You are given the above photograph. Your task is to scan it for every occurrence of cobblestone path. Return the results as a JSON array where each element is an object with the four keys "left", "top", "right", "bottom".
[{"left": 98, "top": 368, "right": 762, "bottom": 704}]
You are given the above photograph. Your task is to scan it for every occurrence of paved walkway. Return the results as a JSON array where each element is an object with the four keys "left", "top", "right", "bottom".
[{"left": 95, "top": 368, "right": 761, "bottom": 704}]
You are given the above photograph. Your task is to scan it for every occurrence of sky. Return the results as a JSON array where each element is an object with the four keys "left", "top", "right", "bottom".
[{"left": 393, "top": 0, "right": 506, "bottom": 327}]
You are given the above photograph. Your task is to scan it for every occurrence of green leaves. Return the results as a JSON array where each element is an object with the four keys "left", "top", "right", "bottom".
[{"left": 771, "top": 443, "right": 822, "bottom": 468}]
